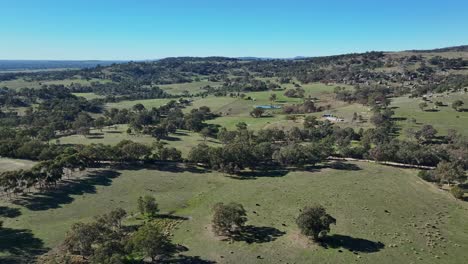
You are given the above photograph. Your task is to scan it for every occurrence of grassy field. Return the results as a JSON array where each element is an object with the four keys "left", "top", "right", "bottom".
[
  {"left": 158, "top": 80, "right": 222, "bottom": 95},
  {"left": 0, "top": 158, "right": 36, "bottom": 172},
  {"left": 105, "top": 98, "right": 173, "bottom": 110},
  {"left": 1, "top": 162, "right": 467, "bottom": 263},
  {"left": 391, "top": 92, "right": 468, "bottom": 136},
  {"left": 57, "top": 125, "right": 218, "bottom": 157}
]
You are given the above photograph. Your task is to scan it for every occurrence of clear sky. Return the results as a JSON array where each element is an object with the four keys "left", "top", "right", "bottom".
[{"left": 1, "top": 0, "right": 467, "bottom": 60}]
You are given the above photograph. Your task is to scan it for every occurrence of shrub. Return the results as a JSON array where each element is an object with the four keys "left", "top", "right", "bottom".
[
  {"left": 450, "top": 186, "right": 465, "bottom": 200},
  {"left": 418, "top": 170, "right": 436, "bottom": 182}
]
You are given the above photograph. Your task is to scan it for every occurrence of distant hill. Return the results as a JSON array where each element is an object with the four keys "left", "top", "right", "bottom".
[
  {"left": 405, "top": 45, "right": 468, "bottom": 53},
  {"left": 0, "top": 60, "right": 125, "bottom": 72}
]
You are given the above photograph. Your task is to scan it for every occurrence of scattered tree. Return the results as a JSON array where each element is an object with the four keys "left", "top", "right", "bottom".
[
  {"left": 137, "top": 195, "right": 159, "bottom": 218},
  {"left": 296, "top": 205, "right": 336, "bottom": 241},
  {"left": 212, "top": 202, "right": 247, "bottom": 236},
  {"left": 452, "top": 100, "right": 464, "bottom": 111},
  {"left": 250, "top": 108, "right": 265, "bottom": 118}
]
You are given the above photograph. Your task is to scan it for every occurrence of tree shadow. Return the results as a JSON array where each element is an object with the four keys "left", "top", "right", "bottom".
[
  {"left": 320, "top": 234, "right": 384, "bottom": 253},
  {"left": 391, "top": 117, "right": 407, "bottom": 121},
  {"left": 157, "top": 213, "right": 190, "bottom": 221},
  {"left": 12, "top": 170, "right": 121, "bottom": 211},
  {"left": 115, "top": 162, "right": 209, "bottom": 174},
  {"left": 85, "top": 135, "right": 104, "bottom": 139},
  {"left": 163, "top": 255, "right": 216, "bottom": 264},
  {"left": 325, "top": 161, "right": 361, "bottom": 171},
  {"left": 0, "top": 227, "right": 48, "bottom": 264},
  {"left": 163, "top": 135, "right": 182, "bottom": 141},
  {"left": 104, "top": 130, "right": 123, "bottom": 134},
  {"left": 0, "top": 206, "right": 21, "bottom": 218},
  {"left": 226, "top": 225, "right": 285, "bottom": 244},
  {"left": 231, "top": 169, "right": 289, "bottom": 180}
]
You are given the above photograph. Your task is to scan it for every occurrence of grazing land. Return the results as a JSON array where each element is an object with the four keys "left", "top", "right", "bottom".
[
  {"left": 391, "top": 93, "right": 468, "bottom": 136},
  {"left": 1, "top": 162, "right": 467, "bottom": 263},
  {"left": 159, "top": 80, "right": 222, "bottom": 95}
]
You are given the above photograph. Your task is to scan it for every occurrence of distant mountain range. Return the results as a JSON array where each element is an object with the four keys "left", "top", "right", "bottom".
[
  {"left": 1, "top": 45, "right": 466, "bottom": 72},
  {"left": 404, "top": 45, "right": 468, "bottom": 53},
  {"left": 0, "top": 60, "right": 126, "bottom": 72}
]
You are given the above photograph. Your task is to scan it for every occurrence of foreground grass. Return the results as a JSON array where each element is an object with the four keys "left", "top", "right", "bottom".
[{"left": 1, "top": 162, "right": 467, "bottom": 263}]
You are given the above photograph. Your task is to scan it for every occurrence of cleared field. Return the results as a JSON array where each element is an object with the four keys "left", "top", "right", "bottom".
[
  {"left": 184, "top": 96, "right": 239, "bottom": 113},
  {"left": 207, "top": 115, "right": 286, "bottom": 130},
  {"left": 57, "top": 125, "right": 218, "bottom": 157},
  {"left": 391, "top": 93, "right": 468, "bottom": 136},
  {"left": 1, "top": 162, "right": 467, "bottom": 263},
  {"left": 0, "top": 158, "right": 36, "bottom": 172},
  {"left": 158, "top": 80, "right": 222, "bottom": 95},
  {"left": 105, "top": 98, "right": 173, "bottom": 110}
]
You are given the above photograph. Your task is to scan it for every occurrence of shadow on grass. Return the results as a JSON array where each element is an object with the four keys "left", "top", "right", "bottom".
[
  {"left": 320, "top": 234, "right": 384, "bottom": 253},
  {"left": 391, "top": 117, "right": 407, "bottom": 121},
  {"left": 12, "top": 170, "right": 121, "bottom": 211},
  {"left": 163, "top": 135, "right": 182, "bottom": 141},
  {"left": 228, "top": 162, "right": 362, "bottom": 180},
  {"left": 157, "top": 213, "right": 190, "bottom": 221},
  {"left": 114, "top": 162, "right": 209, "bottom": 174},
  {"left": 224, "top": 225, "right": 285, "bottom": 244},
  {"left": 0, "top": 227, "right": 48, "bottom": 264},
  {"left": 325, "top": 161, "right": 361, "bottom": 171},
  {"left": 105, "top": 130, "right": 123, "bottom": 134},
  {"left": 233, "top": 169, "right": 289, "bottom": 180},
  {"left": 163, "top": 255, "right": 216, "bottom": 264},
  {"left": 85, "top": 135, "right": 104, "bottom": 139},
  {"left": 0, "top": 206, "right": 21, "bottom": 218}
]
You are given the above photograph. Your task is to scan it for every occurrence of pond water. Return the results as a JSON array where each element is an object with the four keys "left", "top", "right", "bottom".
[{"left": 255, "top": 105, "right": 282, "bottom": 109}]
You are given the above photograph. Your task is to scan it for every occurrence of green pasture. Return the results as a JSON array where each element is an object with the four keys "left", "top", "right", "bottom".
[{"left": 1, "top": 162, "right": 467, "bottom": 263}]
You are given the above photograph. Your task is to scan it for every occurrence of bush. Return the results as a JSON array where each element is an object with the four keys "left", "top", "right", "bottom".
[
  {"left": 450, "top": 186, "right": 465, "bottom": 200},
  {"left": 418, "top": 170, "right": 437, "bottom": 182}
]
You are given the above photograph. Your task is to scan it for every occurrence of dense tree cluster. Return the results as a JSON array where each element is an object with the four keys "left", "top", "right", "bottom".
[
  {"left": 188, "top": 119, "right": 336, "bottom": 174},
  {"left": 43, "top": 197, "right": 176, "bottom": 263}
]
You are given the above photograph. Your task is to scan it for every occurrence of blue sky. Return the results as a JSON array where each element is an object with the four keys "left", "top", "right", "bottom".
[{"left": 1, "top": 0, "right": 467, "bottom": 60}]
